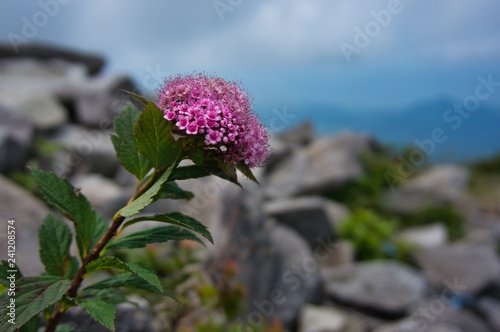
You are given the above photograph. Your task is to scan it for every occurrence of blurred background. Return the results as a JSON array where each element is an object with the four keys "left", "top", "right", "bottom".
[
  {"left": 1, "top": 1, "right": 500, "bottom": 332},
  {"left": 2, "top": 0, "right": 500, "bottom": 161}
]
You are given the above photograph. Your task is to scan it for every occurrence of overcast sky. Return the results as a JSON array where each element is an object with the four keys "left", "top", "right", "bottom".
[{"left": 1, "top": 0, "right": 500, "bottom": 112}]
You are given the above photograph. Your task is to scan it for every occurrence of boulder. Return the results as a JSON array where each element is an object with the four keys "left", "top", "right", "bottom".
[
  {"left": 395, "top": 223, "right": 448, "bottom": 249},
  {"left": 0, "top": 43, "right": 105, "bottom": 76},
  {"left": 414, "top": 242, "right": 500, "bottom": 294},
  {"left": 373, "top": 307, "right": 491, "bottom": 332},
  {"left": 477, "top": 297, "right": 500, "bottom": 331},
  {"left": 0, "top": 175, "right": 48, "bottom": 276},
  {"left": 49, "top": 125, "right": 118, "bottom": 177},
  {"left": 190, "top": 177, "right": 320, "bottom": 328},
  {"left": 71, "top": 173, "right": 130, "bottom": 219},
  {"left": 264, "top": 196, "right": 349, "bottom": 248},
  {"left": 267, "top": 132, "right": 376, "bottom": 197},
  {"left": 73, "top": 75, "right": 138, "bottom": 127},
  {"left": 3, "top": 94, "right": 68, "bottom": 130},
  {"left": 277, "top": 121, "right": 314, "bottom": 147},
  {"left": 0, "top": 105, "right": 35, "bottom": 173},
  {"left": 60, "top": 296, "right": 155, "bottom": 332},
  {"left": 384, "top": 165, "right": 470, "bottom": 214},
  {"left": 298, "top": 304, "right": 365, "bottom": 332},
  {"left": 324, "top": 261, "right": 426, "bottom": 316}
]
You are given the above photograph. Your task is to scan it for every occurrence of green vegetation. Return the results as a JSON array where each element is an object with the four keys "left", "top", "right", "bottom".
[
  {"left": 330, "top": 146, "right": 466, "bottom": 263},
  {"left": 339, "top": 209, "right": 413, "bottom": 262}
]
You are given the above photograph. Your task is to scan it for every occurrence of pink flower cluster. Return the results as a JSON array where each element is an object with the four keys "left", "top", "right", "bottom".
[{"left": 157, "top": 74, "right": 269, "bottom": 168}]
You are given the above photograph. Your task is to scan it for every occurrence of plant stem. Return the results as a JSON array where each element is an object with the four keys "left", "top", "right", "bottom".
[{"left": 44, "top": 169, "right": 163, "bottom": 332}]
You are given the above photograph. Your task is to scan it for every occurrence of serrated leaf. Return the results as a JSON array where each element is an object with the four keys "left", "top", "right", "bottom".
[
  {"left": 107, "top": 226, "right": 203, "bottom": 250},
  {"left": 171, "top": 165, "right": 241, "bottom": 187},
  {"left": 32, "top": 169, "right": 96, "bottom": 259},
  {"left": 134, "top": 102, "right": 181, "bottom": 169},
  {"left": 39, "top": 213, "right": 72, "bottom": 276},
  {"left": 122, "top": 212, "right": 213, "bottom": 244},
  {"left": 84, "top": 273, "right": 175, "bottom": 298},
  {"left": 111, "top": 103, "right": 151, "bottom": 180},
  {"left": 91, "top": 213, "right": 109, "bottom": 251},
  {"left": 236, "top": 161, "right": 259, "bottom": 184},
  {"left": 157, "top": 181, "right": 194, "bottom": 200},
  {"left": 0, "top": 276, "right": 71, "bottom": 332},
  {"left": 118, "top": 161, "right": 178, "bottom": 218},
  {"left": 187, "top": 148, "right": 206, "bottom": 165},
  {"left": 79, "top": 288, "right": 127, "bottom": 305},
  {"left": 64, "top": 257, "right": 80, "bottom": 280},
  {"left": 86, "top": 257, "right": 164, "bottom": 295},
  {"left": 76, "top": 299, "right": 115, "bottom": 331},
  {"left": 121, "top": 89, "right": 149, "bottom": 105},
  {"left": 19, "top": 314, "right": 40, "bottom": 332}
]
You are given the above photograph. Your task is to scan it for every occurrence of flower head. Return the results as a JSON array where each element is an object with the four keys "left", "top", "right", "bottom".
[{"left": 157, "top": 74, "right": 269, "bottom": 168}]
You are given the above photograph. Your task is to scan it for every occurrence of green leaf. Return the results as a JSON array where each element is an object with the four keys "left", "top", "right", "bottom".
[
  {"left": 76, "top": 299, "right": 115, "bottom": 331},
  {"left": 19, "top": 314, "right": 40, "bottom": 332},
  {"left": 171, "top": 165, "right": 241, "bottom": 187},
  {"left": 84, "top": 273, "right": 175, "bottom": 298},
  {"left": 64, "top": 257, "right": 80, "bottom": 280},
  {"left": 121, "top": 89, "right": 149, "bottom": 105},
  {"left": 111, "top": 103, "right": 151, "bottom": 181},
  {"left": 107, "top": 226, "right": 203, "bottom": 250},
  {"left": 134, "top": 102, "right": 181, "bottom": 169},
  {"left": 236, "top": 161, "right": 259, "bottom": 184},
  {"left": 0, "top": 276, "right": 71, "bottom": 332},
  {"left": 39, "top": 213, "right": 72, "bottom": 277},
  {"left": 187, "top": 148, "right": 206, "bottom": 165},
  {"left": 91, "top": 213, "right": 109, "bottom": 251},
  {"left": 32, "top": 169, "right": 96, "bottom": 259},
  {"left": 118, "top": 162, "right": 178, "bottom": 218},
  {"left": 122, "top": 212, "right": 213, "bottom": 244},
  {"left": 157, "top": 181, "right": 194, "bottom": 200},
  {"left": 79, "top": 288, "right": 127, "bottom": 305},
  {"left": 86, "top": 257, "right": 164, "bottom": 295}
]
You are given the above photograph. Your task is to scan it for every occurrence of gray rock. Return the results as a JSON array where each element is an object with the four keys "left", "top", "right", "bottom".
[
  {"left": 0, "top": 175, "right": 47, "bottom": 276},
  {"left": 71, "top": 173, "right": 129, "bottom": 219},
  {"left": 0, "top": 93, "right": 67, "bottom": 130},
  {"left": 60, "top": 296, "right": 154, "bottom": 332},
  {"left": 74, "top": 75, "right": 137, "bottom": 127},
  {"left": 49, "top": 125, "right": 118, "bottom": 177},
  {"left": 384, "top": 165, "right": 470, "bottom": 214},
  {"left": 477, "top": 297, "right": 500, "bottom": 331},
  {"left": 395, "top": 223, "right": 448, "bottom": 249},
  {"left": 277, "top": 121, "right": 314, "bottom": 147},
  {"left": 267, "top": 132, "right": 376, "bottom": 197},
  {"left": 324, "top": 261, "right": 426, "bottom": 315},
  {"left": 264, "top": 196, "right": 349, "bottom": 248},
  {"left": 414, "top": 242, "right": 500, "bottom": 294},
  {"left": 317, "top": 240, "right": 355, "bottom": 270},
  {"left": 0, "top": 43, "right": 105, "bottom": 76},
  {"left": 373, "top": 307, "right": 491, "bottom": 332},
  {"left": 0, "top": 104, "right": 34, "bottom": 173},
  {"left": 299, "top": 304, "right": 365, "bottom": 332},
  {"left": 199, "top": 178, "right": 320, "bottom": 328}
]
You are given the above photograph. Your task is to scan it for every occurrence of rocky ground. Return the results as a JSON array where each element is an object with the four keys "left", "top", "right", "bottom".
[{"left": 1, "top": 44, "right": 500, "bottom": 332}]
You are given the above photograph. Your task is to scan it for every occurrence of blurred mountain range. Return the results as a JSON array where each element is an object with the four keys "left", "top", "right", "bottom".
[{"left": 261, "top": 97, "right": 500, "bottom": 163}]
